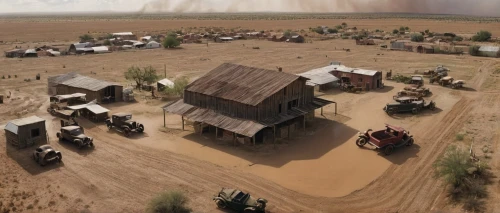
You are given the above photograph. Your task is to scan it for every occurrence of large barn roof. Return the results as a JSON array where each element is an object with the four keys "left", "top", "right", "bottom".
[
  {"left": 59, "top": 75, "right": 120, "bottom": 91},
  {"left": 185, "top": 63, "right": 303, "bottom": 106}
]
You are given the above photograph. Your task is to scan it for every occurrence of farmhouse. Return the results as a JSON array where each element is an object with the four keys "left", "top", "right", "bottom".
[
  {"left": 52, "top": 73, "right": 123, "bottom": 103},
  {"left": 477, "top": 46, "right": 500, "bottom": 58},
  {"left": 329, "top": 65, "right": 383, "bottom": 90},
  {"left": 417, "top": 45, "right": 435, "bottom": 54},
  {"left": 297, "top": 65, "right": 340, "bottom": 91},
  {"left": 112, "top": 32, "right": 137, "bottom": 40},
  {"left": 5, "top": 116, "right": 47, "bottom": 149},
  {"left": 163, "top": 63, "right": 334, "bottom": 144}
]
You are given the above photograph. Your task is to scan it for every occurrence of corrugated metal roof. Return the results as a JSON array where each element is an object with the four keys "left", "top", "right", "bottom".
[
  {"left": 330, "top": 65, "right": 379, "bottom": 76},
  {"left": 113, "top": 32, "right": 134, "bottom": 36},
  {"left": 141, "top": 36, "right": 152, "bottom": 40},
  {"left": 478, "top": 46, "right": 500, "bottom": 52},
  {"left": 59, "top": 75, "right": 120, "bottom": 91},
  {"left": 157, "top": 78, "right": 174, "bottom": 88},
  {"left": 53, "top": 93, "right": 86, "bottom": 100},
  {"left": 219, "top": 37, "right": 234, "bottom": 40},
  {"left": 48, "top": 72, "right": 79, "bottom": 84},
  {"left": 185, "top": 63, "right": 301, "bottom": 106},
  {"left": 298, "top": 65, "right": 340, "bottom": 85},
  {"left": 163, "top": 100, "right": 266, "bottom": 137},
  {"left": 73, "top": 42, "right": 90, "bottom": 49},
  {"left": 67, "top": 102, "right": 109, "bottom": 114},
  {"left": 5, "top": 116, "right": 45, "bottom": 134},
  {"left": 25, "top": 49, "right": 37, "bottom": 54}
]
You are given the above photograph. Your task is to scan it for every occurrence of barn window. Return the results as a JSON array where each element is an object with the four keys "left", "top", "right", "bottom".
[
  {"left": 31, "top": 128, "right": 40, "bottom": 137},
  {"left": 278, "top": 104, "right": 282, "bottom": 113},
  {"left": 359, "top": 78, "right": 363, "bottom": 82}
]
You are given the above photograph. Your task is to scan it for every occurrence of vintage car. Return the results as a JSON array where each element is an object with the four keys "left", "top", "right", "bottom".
[
  {"left": 105, "top": 113, "right": 144, "bottom": 137},
  {"left": 409, "top": 75, "right": 425, "bottom": 88},
  {"left": 384, "top": 97, "right": 436, "bottom": 115},
  {"left": 356, "top": 124, "right": 414, "bottom": 155},
  {"left": 451, "top": 80, "right": 465, "bottom": 89},
  {"left": 56, "top": 125, "right": 94, "bottom": 148},
  {"left": 32, "top": 145, "right": 62, "bottom": 166},
  {"left": 213, "top": 188, "right": 267, "bottom": 213}
]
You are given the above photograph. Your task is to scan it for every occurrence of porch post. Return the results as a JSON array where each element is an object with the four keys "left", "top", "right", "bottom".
[
  {"left": 181, "top": 116, "right": 184, "bottom": 131},
  {"left": 288, "top": 125, "right": 291, "bottom": 139},
  {"left": 215, "top": 127, "right": 218, "bottom": 139},
  {"left": 252, "top": 135, "right": 256, "bottom": 146},
  {"left": 200, "top": 122, "right": 203, "bottom": 135},
  {"left": 303, "top": 115, "right": 306, "bottom": 135},
  {"left": 273, "top": 125, "right": 276, "bottom": 144},
  {"left": 321, "top": 107, "right": 324, "bottom": 116},
  {"left": 163, "top": 110, "right": 166, "bottom": 127},
  {"left": 233, "top": 132, "right": 236, "bottom": 146}
]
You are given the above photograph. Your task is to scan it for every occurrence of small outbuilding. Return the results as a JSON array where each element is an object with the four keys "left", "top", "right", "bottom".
[
  {"left": 146, "top": 41, "right": 161, "bottom": 49},
  {"left": 5, "top": 49, "right": 26, "bottom": 58},
  {"left": 91, "top": 46, "right": 110, "bottom": 54},
  {"left": 67, "top": 101, "right": 110, "bottom": 122},
  {"left": 214, "top": 36, "right": 234, "bottom": 43},
  {"left": 5, "top": 116, "right": 47, "bottom": 149},
  {"left": 477, "top": 46, "right": 500, "bottom": 58},
  {"left": 417, "top": 45, "right": 434, "bottom": 54},
  {"left": 157, "top": 78, "right": 175, "bottom": 91},
  {"left": 297, "top": 65, "right": 340, "bottom": 91},
  {"left": 329, "top": 65, "right": 383, "bottom": 90},
  {"left": 289, "top": 35, "right": 305, "bottom": 43}
]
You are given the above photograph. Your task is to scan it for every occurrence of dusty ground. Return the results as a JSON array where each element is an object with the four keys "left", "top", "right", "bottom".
[{"left": 0, "top": 17, "right": 499, "bottom": 213}]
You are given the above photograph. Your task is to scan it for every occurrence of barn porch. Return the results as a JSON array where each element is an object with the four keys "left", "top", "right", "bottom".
[{"left": 162, "top": 98, "right": 335, "bottom": 146}]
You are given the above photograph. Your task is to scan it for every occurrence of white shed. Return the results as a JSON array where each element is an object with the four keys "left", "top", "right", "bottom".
[
  {"left": 477, "top": 46, "right": 500, "bottom": 58},
  {"left": 157, "top": 78, "right": 174, "bottom": 91},
  {"left": 146, "top": 41, "right": 161, "bottom": 49}
]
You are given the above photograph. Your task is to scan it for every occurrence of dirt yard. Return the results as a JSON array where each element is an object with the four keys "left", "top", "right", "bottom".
[{"left": 0, "top": 17, "right": 499, "bottom": 213}]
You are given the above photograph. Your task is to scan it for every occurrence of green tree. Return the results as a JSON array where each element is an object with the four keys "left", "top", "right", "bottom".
[
  {"left": 146, "top": 191, "right": 191, "bottom": 213},
  {"left": 124, "top": 66, "right": 160, "bottom": 90},
  {"left": 163, "top": 35, "right": 181, "bottom": 48},
  {"left": 472, "top": 30, "right": 492, "bottom": 42},
  {"left": 163, "top": 77, "right": 189, "bottom": 98},
  {"left": 411, "top": 33, "right": 424, "bottom": 42},
  {"left": 103, "top": 39, "right": 111, "bottom": 46},
  {"left": 392, "top": 29, "right": 399, "bottom": 34},
  {"left": 399, "top": 26, "right": 406, "bottom": 32},
  {"left": 327, "top": 28, "right": 338, "bottom": 34},
  {"left": 79, "top": 34, "right": 93, "bottom": 42},
  {"left": 405, "top": 26, "right": 410, "bottom": 31}
]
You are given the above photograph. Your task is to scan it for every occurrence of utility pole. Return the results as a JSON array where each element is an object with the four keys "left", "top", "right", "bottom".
[{"left": 164, "top": 64, "right": 166, "bottom": 78}]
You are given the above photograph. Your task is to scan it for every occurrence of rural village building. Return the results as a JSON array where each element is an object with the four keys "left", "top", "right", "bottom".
[
  {"left": 329, "top": 65, "right": 383, "bottom": 90},
  {"left": 390, "top": 40, "right": 413, "bottom": 51},
  {"left": 289, "top": 35, "right": 305, "bottom": 43},
  {"left": 4, "top": 49, "right": 26, "bottom": 58},
  {"left": 477, "top": 46, "right": 500, "bottom": 58},
  {"left": 146, "top": 41, "right": 161, "bottom": 49},
  {"left": 67, "top": 101, "right": 110, "bottom": 122},
  {"left": 5, "top": 116, "right": 47, "bottom": 149},
  {"left": 50, "top": 73, "right": 123, "bottom": 103},
  {"left": 112, "top": 32, "right": 137, "bottom": 40},
  {"left": 417, "top": 45, "right": 435, "bottom": 54},
  {"left": 157, "top": 78, "right": 174, "bottom": 91},
  {"left": 23, "top": 49, "right": 38, "bottom": 57},
  {"left": 297, "top": 65, "right": 340, "bottom": 91},
  {"left": 214, "top": 36, "right": 234, "bottom": 42},
  {"left": 163, "top": 63, "right": 334, "bottom": 144}
]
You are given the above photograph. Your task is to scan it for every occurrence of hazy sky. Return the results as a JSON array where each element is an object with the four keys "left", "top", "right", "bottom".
[{"left": 0, "top": 0, "right": 499, "bottom": 16}]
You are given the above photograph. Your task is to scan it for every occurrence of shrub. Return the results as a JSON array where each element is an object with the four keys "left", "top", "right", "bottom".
[
  {"left": 163, "top": 36, "right": 180, "bottom": 48},
  {"left": 79, "top": 34, "right": 93, "bottom": 42},
  {"left": 284, "top": 30, "right": 292, "bottom": 38},
  {"left": 399, "top": 26, "right": 406, "bottom": 32},
  {"left": 341, "top": 22, "right": 347, "bottom": 28},
  {"left": 411, "top": 33, "right": 424, "bottom": 42},
  {"left": 433, "top": 145, "right": 474, "bottom": 187},
  {"left": 375, "top": 29, "right": 380, "bottom": 32},
  {"left": 392, "top": 29, "right": 399, "bottom": 34},
  {"left": 456, "top": 133, "right": 465, "bottom": 141},
  {"left": 453, "top": 36, "right": 464, "bottom": 42},
  {"left": 146, "top": 191, "right": 191, "bottom": 213},
  {"left": 425, "top": 29, "right": 430, "bottom": 34},
  {"left": 469, "top": 45, "right": 480, "bottom": 56},
  {"left": 103, "top": 39, "right": 111, "bottom": 46},
  {"left": 472, "top": 31, "right": 491, "bottom": 42},
  {"left": 428, "top": 32, "right": 434, "bottom": 37},
  {"left": 313, "top": 27, "right": 324, "bottom": 34},
  {"left": 463, "top": 197, "right": 486, "bottom": 212},
  {"left": 405, "top": 26, "right": 410, "bottom": 31},
  {"left": 335, "top": 25, "right": 343, "bottom": 30},
  {"left": 163, "top": 77, "right": 189, "bottom": 98},
  {"left": 327, "top": 28, "right": 338, "bottom": 34}
]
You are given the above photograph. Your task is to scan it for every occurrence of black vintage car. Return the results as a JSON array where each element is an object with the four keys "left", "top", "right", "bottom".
[
  {"left": 384, "top": 97, "right": 436, "bottom": 115},
  {"left": 213, "top": 188, "right": 267, "bottom": 213},
  {"left": 105, "top": 113, "right": 144, "bottom": 137}
]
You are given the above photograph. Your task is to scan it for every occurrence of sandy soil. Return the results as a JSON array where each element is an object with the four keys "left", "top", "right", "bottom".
[{"left": 0, "top": 18, "right": 499, "bottom": 213}]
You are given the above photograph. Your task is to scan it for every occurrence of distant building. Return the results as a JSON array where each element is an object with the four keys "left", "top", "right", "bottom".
[
  {"left": 390, "top": 40, "right": 412, "bottom": 51},
  {"left": 157, "top": 78, "right": 174, "bottom": 91},
  {"left": 146, "top": 41, "right": 161, "bottom": 49},
  {"left": 23, "top": 49, "right": 38, "bottom": 57},
  {"left": 297, "top": 65, "right": 340, "bottom": 91},
  {"left": 112, "top": 32, "right": 137, "bottom": 40},
  {"left": 416, "top": 45, "right": 435, "bottom": 54},
  {"left": 477, "top": 46, "right": 500, "bottom": 58},
  {"left": 214, "top": 36, "right": 234, "bottom": 43},
  {"left": 4, "top": 49, "right": 25, "bottom": 58},
  {"left": 289, "top": 35, "right": 305, "bottom": 43},
  {"left": 329, "top": 65, "right": 383, "bottom": 90},
  {"left": 52, "top": 73, "right": 123, "bottom": 103}
]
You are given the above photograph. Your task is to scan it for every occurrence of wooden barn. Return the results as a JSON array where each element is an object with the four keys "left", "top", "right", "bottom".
[
  {"left": 5, "top": 116, "right": 47, "bottom": 149},
  {"left": 329, "top": 65, "right": 383, "bottom": 90},
  {"left": 163, "top": 63, "right": 334, "bottom": 144},
  {"left": 4, "top": 49, "right": 25, "bottom": 58},
  {"left": 417, "top": 45, "right": 435, "bottom": 54},
  {"left": 53, "top": 73, "right": 123, "bottom": 103}
]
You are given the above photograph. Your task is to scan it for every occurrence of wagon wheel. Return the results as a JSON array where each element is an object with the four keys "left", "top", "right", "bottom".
[
  {"left": 137, "top": 124, "right": 145, "bottom": 133},
  {"left": 406, "top": 138, "right": 414, "bottom": 146},
  {"left": 215, "top": 199, "right": 226, "bottom": 209},
  {"left": 384, "top": 145, "right": 395, "bottom": 155},
  {"left": 356, "top": 138, "right": 367, "bottom": 147}
]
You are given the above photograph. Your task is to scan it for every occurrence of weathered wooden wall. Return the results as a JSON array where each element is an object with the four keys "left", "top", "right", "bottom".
[
  {"left": 56, "top": 85, "right": 123, "bottom": 103},
  {"left": 7, "top": 121, "right": 47, "bottom": 149}
]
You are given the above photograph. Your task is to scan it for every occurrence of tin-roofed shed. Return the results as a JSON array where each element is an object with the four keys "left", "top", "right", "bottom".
[
  {"left": 54, "top": 74, "right": 123, "bottom": 103},
  {"left": 329, "top": 65, "right": 383, "bottom": 90},
  {"left": 297, "top": 65, "right": 340, "bottom": 91},
  {"left": 5, "top": 116, "right": 47, "bottom": 149},
  {"left": 477, "top": 46, "right": 500, "bottom": 58}
]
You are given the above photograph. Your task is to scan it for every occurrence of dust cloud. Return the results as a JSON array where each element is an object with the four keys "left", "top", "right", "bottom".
[{"left": 139, "top": 0, "right": 499, "bottom": 16}]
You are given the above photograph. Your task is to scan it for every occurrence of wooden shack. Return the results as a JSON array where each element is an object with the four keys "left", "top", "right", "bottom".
[
  {"left": 163, "top": 63, "right": 334, "bottom": 144},
  {"left": 5, "top": 116, "right": 47, "bottom": 149},
  {"left": 54, "top": 74, "right": 123, "bottom": 103},
  {"left": 67, "top": 102, "right": 110, "bottom": 122},
  {"left": 329, "top": 65, "right": 383, "bottom": 90},
  {"left": 417, "top": 45, "right": 434, "bottom": 54}
]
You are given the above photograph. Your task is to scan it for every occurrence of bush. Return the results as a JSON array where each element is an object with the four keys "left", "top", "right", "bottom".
[
  {"left": 411, "top": 33, "right": 424, "bottom": 42},
  {"left": 425, "top": 29, "right": 430, "bottom": 34},
  {"left": 392, "top": 29, "right": 399, "bottom": 34},
  {"left": 146, "top": 191, "right": 191, "bottom": 213},
  {"left": 163, "top": 36, "right": 180, "bottom": 48},
  {"left": 284, "top": 30, "right": 292, "bottom": 38},
  {"left": 335, "top": 25, "right": 343, "bottom": 30},
  {"left": 472, "top": 31, "right": 492, "bottom": 42},
  {"left": 399, "top": 26, "right": 406, "bottom": 32},
  {"left": 313, "top": 27, "right": 324, "bottom": 34},
  {"left": 375, "top": 29, "right": 380, "bottom": 32},
  {"left": 163, "top": 77, "right": 189, "bottom": 98},
  {"left": 79, "top": 34, "right": 93, "bottom": 42},
  {"left": 469, "top": 45, "right": 480, "bottom": 56},
  {"left": 463, "top": 197, "right": 486, "bottom": 213},
  {"left": 103, "top": 39, "right": 111, "bottom": 46},
  {"left": 433, "top": 145, "right": 474, "bottom": 187},
  {"left": 453, "top": 36, "right": 464, "bottom": 42},
  {"left": 456, "top": 133, "right": 465, "bottom": 141},
  {"left": 341, "top": 22, "right": 347, "bottom": 28},
  {"left": 327, "top": 28, "right": 338, "bottom": 34}
]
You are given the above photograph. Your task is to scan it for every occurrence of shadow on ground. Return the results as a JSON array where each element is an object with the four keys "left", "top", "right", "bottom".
[
  {"left": 6, "top": 141, "right": 64, "bottom": 175},
  {"left": 181, "top": 116, "right": 358, "bottom": 168}
]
